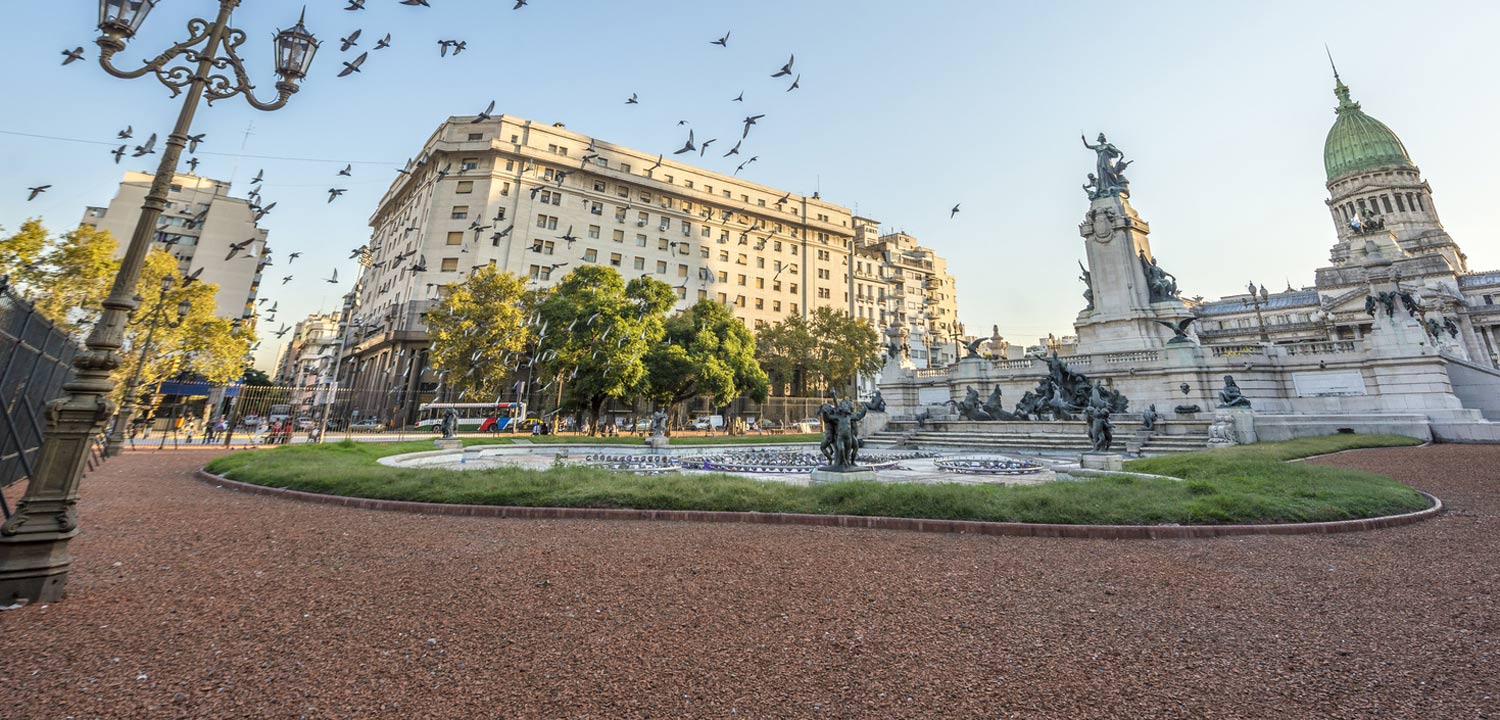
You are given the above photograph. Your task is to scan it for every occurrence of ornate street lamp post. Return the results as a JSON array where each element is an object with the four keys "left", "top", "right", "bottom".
[
  {"left": 0, "top": 1, "right": 319, "bottom": 603},
  {"left": 1243, "top": 281, "right": 1272, "bottom": 344},
  {"left": 105, "top": 276, "right": 192, "bottom": 457}
]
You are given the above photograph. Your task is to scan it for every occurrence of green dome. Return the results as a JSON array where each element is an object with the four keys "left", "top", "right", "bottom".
[{"left": 1323, "top": 78, "right": 1414, "bottom": 182}]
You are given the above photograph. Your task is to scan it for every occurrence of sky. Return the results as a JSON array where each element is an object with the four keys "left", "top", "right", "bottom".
[{"left": 2, "top": 1, "right": 1496, "bottom": 372}]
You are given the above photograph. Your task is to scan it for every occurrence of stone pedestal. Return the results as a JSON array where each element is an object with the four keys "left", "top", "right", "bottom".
[
  {"left": 1073, "top": 194, "right": 1195, "bottom": 354},
  {"left": 859, "top": 412, "right": 890, "bottom": 438},
  {"left": 810, "top": 467, "right": 878, "bottom": 484},
  {"left": 434, "top": 438, "right": 461, "bottom": 451},
  {"left": 645, "top": 435, "right": 669, "bottom": 451},
  {"left": 1079, "top": 452, "right": 1124, "bottom": 471}
]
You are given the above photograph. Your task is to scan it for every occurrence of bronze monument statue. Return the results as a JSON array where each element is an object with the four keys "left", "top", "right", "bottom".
[
  {"left": 1082, "top": 133, "right": 1131, "bottom": 199},
  {"left": 1217, "top": 375, "right": 1252, "bottom": 409}
]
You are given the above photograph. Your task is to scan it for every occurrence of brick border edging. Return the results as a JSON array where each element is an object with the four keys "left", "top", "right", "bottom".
[{"left": 193, "top": 470, "right": 1444, "bottom": 540}]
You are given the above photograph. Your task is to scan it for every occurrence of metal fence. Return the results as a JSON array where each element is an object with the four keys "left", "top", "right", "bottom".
[{"left": 0, "top": 278, "right": 98, "bottom": 518}]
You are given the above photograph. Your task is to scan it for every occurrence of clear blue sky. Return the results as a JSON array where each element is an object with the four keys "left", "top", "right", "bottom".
[{"left": 2, "top": 1, "right": 1495, "bottom": 371}]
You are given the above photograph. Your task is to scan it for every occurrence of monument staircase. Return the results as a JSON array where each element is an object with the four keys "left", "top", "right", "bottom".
[{"left": 865, "top": 423, "right": 1209, "bottom": 455}]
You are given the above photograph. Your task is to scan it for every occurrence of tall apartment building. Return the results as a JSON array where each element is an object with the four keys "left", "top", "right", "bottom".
[
  {"left": 851, "top": 219, "right": 960, "bottom": 369},
  {"left": 345, "top": 113, "right": 918, "bottom": 416},
  {"left": 81, "top": 171, "right": 268, "bottom": 322},
  {"left": 273, "top": 312, "right": 341, "bottom": 386}
]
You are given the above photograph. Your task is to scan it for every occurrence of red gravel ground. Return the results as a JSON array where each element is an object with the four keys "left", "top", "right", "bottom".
[{"left": 2, "top": 445, "right": 1496, "bottom": 719}]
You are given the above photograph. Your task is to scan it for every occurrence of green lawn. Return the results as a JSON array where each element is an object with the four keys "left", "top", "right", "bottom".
[{"left": 204, "top": 434, "right": 1430, "bottom": 526}]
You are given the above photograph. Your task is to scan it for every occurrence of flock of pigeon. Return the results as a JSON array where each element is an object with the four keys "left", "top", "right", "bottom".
[{"left": 31, "top": 1, "right": 964, "bottom": 392}]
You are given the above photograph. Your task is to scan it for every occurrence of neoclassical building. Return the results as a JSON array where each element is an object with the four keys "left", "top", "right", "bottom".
[{"left": 1195, "top": 69, "right": 1496, "bottom": 367}]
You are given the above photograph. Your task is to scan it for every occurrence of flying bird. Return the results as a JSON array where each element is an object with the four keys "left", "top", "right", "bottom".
[
  {"left": 786, "top": 74, "right": 801, "bottom": 92},
  {"left": 771, "top": 54, "right": 795, "bottom": 77},
  {"left": 950, "top": 203, "right": 961, "bottom": 219},
  {"left": 281, "top": 275, "right": 293, "bottom": 284},
  {"left": 712, "top": 31, "right": 730, "bottom": 47},
  {"left": 741, "top": 114, "right": 764, "bottom": 139},
  {"left": 698, "top": 138, "right": 717, "bottom": 157},
  {"left": 513, "top": 0, "right": 527, "bottom": 8},
  {"left": 273, "top": 325, "right": 291, "bottom": 338},
  {"left": 325, "top": 268, "right": 339, "bottom": 284},
  {"left": 111, "top": 145, "right": 127, "bottom": 163},
  {"left": 338, "top": 164, "right": 352, "bottom": 176},
  {"left": 647, "top": 154, "right": 664, "bottom": 171},
  {"left": 339, "top": 29, "right": 361, "bottom": 51},
  {"left": 186, "top": 133, "right": 205, "bottom": 153},
  {"left": 117, "top": 126, "right": 133, "bottom": 139},
  {"left": 338, "top": 52, "right": 367, "bottom": 77},
  {"left": 345, "top": 0, "right": 365, "bottom": 9},
  {"left": 26, "top": 185, "right": 50, "bottom": 201},
  {"left": 251, "top": 169, "right": 264, "bottom": 184},
  {"left": 559, "top": 226, "right": 579, "bottom": 247},
  {"left": 288, "top": 252, "right": 301, "bottom": 263},
  {"left": 722, "top": 140, "right": 741, "bottom": 157},
  {"left": 186, "top": 157, "right": 200, "bottom": 172},
  {"left": 182, "top": 267, "right": 205, "bottom": 286},
  {"left": 400, "top": 0, "right": 430, "bottom": 5},
  {"left": 374, "top": 33, "right": 391, "bottom": 50},
  {"left": 328, "top": 188, "right": 347, "bottom": 203},
  {"left": 61, "top": 47, "right": 85, "bottom": 65},
  {"left": 673, "top": 129, "right": 696, "bottom": 155},
  {"left": 472, "top": 99, "right": 494, "bottom": 123},
  {"left": 132, "top": 133, "right": 157, "bottom": 157},
  {"left": 625, "top": 93, "right": 638, "bottom": 105},
  {"left": 225, "top": 238, "right": 255, "bottom": 260}
]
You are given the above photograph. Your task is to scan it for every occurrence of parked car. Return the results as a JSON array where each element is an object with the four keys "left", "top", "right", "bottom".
[
  {"left": 239, "top": 414, "right": 262, "bottom": 429},
  {"left": 349, "top": 418, "right": 384, "bottom": 433},
  {"left": 796, "top": 417, "right": 822, "bottom": 430},
  {"left": 296, "top": 417, "right": 315, "bottom": 431}
]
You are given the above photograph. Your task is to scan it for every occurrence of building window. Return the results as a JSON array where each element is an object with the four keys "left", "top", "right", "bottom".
[
  {"left": 467, "top": 133, "right": 484, "bottom": 141},
  {"left": 1395, "top": 194, "right": 1406, "bottom": 212},
  {"left": 756, "top": 277, "right": 764, "bottom": 289},
  {"left": 737, "top": 274, "right": 746, "bottom": 286},
  {"left": 620, "top": 163, "right": 632, "bottom": 174},
  {"left": 495, "top": 207, "right": 506, "bottom": 221},
  {"left": 609, "top": 253, "right": 622, "bottom": 267},
  {"left": 755, "top": 298, "right": 764, "bottom": 310},
  {"left": 700, "top": 246, "right": 710, "bottom": 258},
  {"left": 656, "top": 260, "right": 667, "bottom": 273},
  {"left": 536, "top": 214, "right": 559, "bottom": 230},
  {"left": 441, "top": 258, "right": 459, "bottom": 272},
  {"left": 588, "top": 225, "right": 601, "bottom": 239},
  {"left": 633, "top": 257, "right": 645, "bottom": 270},
  {"left": 456, "top": 181, "right": 474, "bottom": 194},
  {"left": 658, "top": 238, "right": 669, "bottom": 251},
  {"left": 501, "top": 182, "right": 511, "bottom": 196},
  {"left": 590, "top": 201, "right": 604, "bottom": 215},
  {"left": 1381, "top": 195, "right": 1393, "bottom": 213},
  {"left": 447, "top": 231, "right": 464, "bottom": 245},
  {"left": 773, "top": 300, "right": 782, "bottom": 312},
  {"left": 584, "top": 249, "right": 598, "bottom": 262},
  {"left": 637, "top": 234, "right": 648, "bottom": 247},
  {"left": 461, "top": 158, "right": 479, "bottom": 171},
  {"left": 613, "top": 229, "right": 625, "bottom": 243},
  {"left": 615, "top": 206, "right": 627, "bottom": 221},
  {"left": 594, "top": 180, "right": 606, "bottom": 192},
  {"left": 718, "top": 271, "right": 728, "bottom": 283},
  {"left": 451, "top": 206, "right": 469, "bottom": 220},
  {"left": 677, "top": 264, "right": 689, "bottom": 277}
]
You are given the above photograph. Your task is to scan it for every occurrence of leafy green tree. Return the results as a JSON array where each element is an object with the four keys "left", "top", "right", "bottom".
[
  {"left": 425, "top": 267, "right": 533, "bottom": 402},
  {"left": 0, "top": 219, "right": 49, "bottom": 294},
  {"left": 757, "top": 309, "right": 882, "bottom": 396},
  {"left": 534, "top": 266, "right": 675, "bottom": 434},
  {"left": 241, "top": 368, "right": 273, "bottom": 387},
  {"left": 645, "top": 299, "right": 768, "bottom": 411},
  {"left": 120, "top": 250, "right": 254, "bottom": 401},
  {"left": 809, "top": 306, "right": 883, "bottom": 393},
  {"left": 32, "top": 224, "right": 120, "bottom": 336},
  {"left": 755, "top": 314, "right": 818, "bottom": 396}
]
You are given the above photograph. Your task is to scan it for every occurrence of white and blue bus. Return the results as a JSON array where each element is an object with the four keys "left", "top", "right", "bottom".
[{"left": 414, "top": 402, "right": 526, "bottom": 433}]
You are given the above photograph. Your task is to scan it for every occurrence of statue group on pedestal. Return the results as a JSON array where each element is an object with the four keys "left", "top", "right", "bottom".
[
  {"left": 1011, "top": 353, "right": 1129, "bottom": 422},
  {"left": 1082, "top": 133, "right": 1132, "bottom": 199},
  {"left": 1217, "top": 376, "right": 1251, "bottom": 409},
  {"left": 440, "top": 408, "right": 459, "bottom": 439},
  {"left": 950, "top": 385, "right": 1015, "bottom": 422},
  {"left": 1364, "top": 289, "right": 1421, "bottom": 319},
  {"left": 817, "top": 390, "right": 868, "bottom": 469},
  {"left": 648, "top": 409, "right": 669, "bottom": 437},
  {"left": 1078, "top": 261, "right": 1094, "bottom": 311},
  {"left": 1138, "top": 249, "right": 1180, "bottom": 302}
]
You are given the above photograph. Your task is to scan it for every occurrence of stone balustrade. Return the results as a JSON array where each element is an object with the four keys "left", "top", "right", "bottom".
[{"left": 1283, "top": 340, "right": 1361, "bottom": 356}]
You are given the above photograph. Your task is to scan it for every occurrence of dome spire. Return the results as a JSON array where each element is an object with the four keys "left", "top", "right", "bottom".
[{"left": 1326, "top": 45, "right": 1359, "bottom": 113}]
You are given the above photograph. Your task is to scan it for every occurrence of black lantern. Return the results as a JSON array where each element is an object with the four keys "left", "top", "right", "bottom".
[
  {"left": 273, "top": 9, "right": 320, "bottom": 82},
  {"left": 98, "top": 0, "right": 156, "bottom": 39}
]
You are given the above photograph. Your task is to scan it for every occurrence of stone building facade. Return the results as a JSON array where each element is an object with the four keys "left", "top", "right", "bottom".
[
  {"left": 341, "top": 113, "right": 958, "bottom": 422},
  {"left": 81, "top": 171, "right": 268, "bottom": 323}
]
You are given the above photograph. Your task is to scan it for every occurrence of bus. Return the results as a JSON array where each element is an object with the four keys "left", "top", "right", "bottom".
[{"left": 414, "top": 402, "right": 526, "bottom": 433}]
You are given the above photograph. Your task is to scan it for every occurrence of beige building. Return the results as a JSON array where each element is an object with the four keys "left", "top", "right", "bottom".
[
  {"left": 273, "top": 312, "right": 341, "bottom": 386},
  {"left": 81, "top": 171, "right": 268, "bottom": 322},
  {"left": 344, "top": 113, "right": 957, "bottom": 418},
  {"left": 851, "top": 222, "right": 960, "bottom": 369}
]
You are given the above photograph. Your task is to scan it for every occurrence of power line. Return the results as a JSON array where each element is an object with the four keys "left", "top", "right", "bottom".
[{"left": 0, "top": 129, "right": 399, "bottom": 165}]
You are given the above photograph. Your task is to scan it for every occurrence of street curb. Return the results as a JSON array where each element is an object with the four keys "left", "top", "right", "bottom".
[{"left": 194, "top": 470, "right": 1444, "bottom": 540}]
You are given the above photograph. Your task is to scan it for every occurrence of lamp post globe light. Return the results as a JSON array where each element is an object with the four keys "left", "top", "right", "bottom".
[
  {"left": 0, "top": 1, "right": 319, "bottom": 603},
  {"left": 104, "top": 277, "right": 193, "bottom": 457}
]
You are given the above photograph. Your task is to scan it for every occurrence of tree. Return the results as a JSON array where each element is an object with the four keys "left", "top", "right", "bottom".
[
  {"left": 809, "top": 307, "right": 883, "bottom": 393},
  {"left": 32, "top": 224, "right": 120, "bottom": 337},
  {"left": 424, "top": 267, "right": 533, "bottom": 402},
  {"left": 0, "top": 219, "right": 49, "bottom": 294},
  {"left": 756, "top": 309, "right": 882, "bottom": 396},
  {"left": 645, "top": 299, "right": 768, "bottom": 411},
  {"left": 755, "top": 314, "right": 818, "bottom": 396},
  {"left": 241, "top": 368, "right": 273, "bottom": 387},
  {"left": 534, "top": 266, "right": 675, "bottom": 434},
  {"left": 119, "top": 250, "right": 254, "bottom": 402}
]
